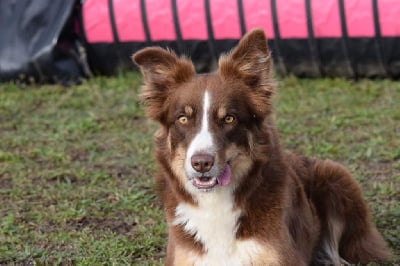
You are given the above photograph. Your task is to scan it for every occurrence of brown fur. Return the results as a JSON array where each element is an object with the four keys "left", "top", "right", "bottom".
[{"left": 133, "top": 29, "right": 391, "bottom": 265}]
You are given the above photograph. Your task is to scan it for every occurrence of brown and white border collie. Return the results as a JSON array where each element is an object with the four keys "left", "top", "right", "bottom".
[{"left": 133, "top": 29, "right": 390, "bottom": 265}]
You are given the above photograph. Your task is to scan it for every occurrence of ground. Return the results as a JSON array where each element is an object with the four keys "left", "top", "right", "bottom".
[{"left": 0, "top": 73, "right": 399, "bottom": 265}]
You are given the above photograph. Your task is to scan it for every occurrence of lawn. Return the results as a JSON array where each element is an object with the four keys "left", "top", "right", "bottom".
[{"left": 0, "top": 73, "right": 399, "bottom": 265}]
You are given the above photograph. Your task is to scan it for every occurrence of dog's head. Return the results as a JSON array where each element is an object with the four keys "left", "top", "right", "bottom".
[{"left": 133, "top": 29, "right": 275, "bottom": 194}]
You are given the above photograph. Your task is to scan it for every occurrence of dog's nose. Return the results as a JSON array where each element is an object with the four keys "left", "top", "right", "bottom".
[{"left": 191, "top": 154, "right": 214, "bottom": 173}]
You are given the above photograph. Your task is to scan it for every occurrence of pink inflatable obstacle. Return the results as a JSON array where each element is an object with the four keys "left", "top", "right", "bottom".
[{"left": 81, "top": 0, "right": 400, "bottom": 78}]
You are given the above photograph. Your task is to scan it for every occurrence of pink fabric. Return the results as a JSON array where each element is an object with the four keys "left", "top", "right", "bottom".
[
  {"left": 344, "top": 0, "right": 374, "bottom": 37},
  {"left": 83, "top": 0, "right": 113, "bottom": 43},
  {"left": 113, "top": 0, "right": 145, "bottom": 41},
  {"left": 243, "top": 0, "right": 275, "bottom": 39},
  {"left": 378, "top": 0, "right": 400, "bottom": 37},
  {"left": 210, "top": 0, "right": 241, "bottom": 39},
  {"left": 276, "top": 0, "right": 308, "bottom": 39},
  {"left": 176, "top": 0, "right": 208, "bottom": 40},
  {"left": 311, "top": 0, "right": 341, "bottom": 37},
  {"left": 145, "top": 0, "right": 176, "bottom": 41},
  {"left": 84, "top": 0, "right": 400, "bottom": 43}
]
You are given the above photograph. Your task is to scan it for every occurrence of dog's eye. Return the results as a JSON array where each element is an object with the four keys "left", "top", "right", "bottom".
[
  {"left": 224, "top": 115, "right": 235, "bottom": 124},
  {"left": 178, "top": 116, "right": 188, "bottom": 125}
]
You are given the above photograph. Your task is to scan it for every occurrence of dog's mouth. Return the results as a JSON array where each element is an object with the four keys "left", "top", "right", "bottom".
[
  {"left": 192, "top": 176, "right": 218, "bottom": 190},
  {"left": 192, "top": 164, "right": 232, "bottom": 190}
]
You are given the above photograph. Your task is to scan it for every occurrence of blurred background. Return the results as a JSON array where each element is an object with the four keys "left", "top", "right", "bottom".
[{"left": 1, "top": 0, "right": 400, "bottom": 85}]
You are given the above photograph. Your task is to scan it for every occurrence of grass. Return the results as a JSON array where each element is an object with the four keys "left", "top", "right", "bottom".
[{"left": 0, "top": 73, "right": 399, "bottom": 265}]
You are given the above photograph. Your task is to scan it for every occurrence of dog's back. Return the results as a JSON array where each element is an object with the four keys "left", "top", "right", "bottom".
[{"left": 287, "top": 153, "right": 391, "bottom": 264}]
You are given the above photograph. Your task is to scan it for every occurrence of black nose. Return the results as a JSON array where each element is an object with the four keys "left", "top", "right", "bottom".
[{"left": 191, "top": 154, "right": 214, "bottom": 173}]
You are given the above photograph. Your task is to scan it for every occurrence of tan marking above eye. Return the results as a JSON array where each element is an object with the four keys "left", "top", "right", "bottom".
[
  {"left": 178, "top": 116, "right": 188, "bottom": 124},
  {"left": 184, "top": 106, "right": 193, "bottom": 116},
  {"left": 217, "top": 107, "right": 227, "bottom": 119},
  {"left": 224, "top": 115, "right": 235, "bottom": 124}
]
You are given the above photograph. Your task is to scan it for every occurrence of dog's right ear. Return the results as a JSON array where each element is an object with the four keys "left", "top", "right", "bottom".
[{"left": 132, "top": 47, "right": 195, "bottom": 122}]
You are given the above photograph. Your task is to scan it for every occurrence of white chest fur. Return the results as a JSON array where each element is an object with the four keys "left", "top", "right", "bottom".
[{"left": 173, "top": 189, "right": 264, "bottom": 266}]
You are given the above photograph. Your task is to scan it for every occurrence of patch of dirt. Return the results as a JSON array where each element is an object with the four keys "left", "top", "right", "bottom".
[
  {"left": 0, "top": 176, "right": 12, "bottom": 189},
  {"left": 67, "top": 149, "right": 89, "bottom": 163},
  {"left": 366, "top": 161, "right": 395, "bottom": 173},
  {"left": 48, "top": 173, "right": 78, "bottom": 184},
  {"left": 66, "top": 215, "right": 136, "bottom": 235},
  {"left": 360, "top": 161, "right": 399, "bottom": 182},
  {"left": 0, "top": 258, "right": 75, "bottom": 266}
]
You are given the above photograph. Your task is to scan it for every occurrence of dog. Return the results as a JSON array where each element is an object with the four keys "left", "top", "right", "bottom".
[{"left": 132, "top": 29, "right": 390, "bottom": 265}]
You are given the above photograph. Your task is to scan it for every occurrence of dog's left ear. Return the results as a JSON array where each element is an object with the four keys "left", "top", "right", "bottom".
[
  {"left": 219, "top": 28, "right": 272, "bottom": 87},
  {"left": 219, "top": 28, "right": 274, "bottom": 115}
]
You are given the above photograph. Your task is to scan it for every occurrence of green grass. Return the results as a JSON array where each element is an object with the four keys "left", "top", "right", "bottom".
[{"left": 0, "top": 73, "right": 399, "bottom": 264}]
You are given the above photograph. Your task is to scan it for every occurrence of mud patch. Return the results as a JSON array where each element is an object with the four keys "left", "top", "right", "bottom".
[
  {"left": 0, "top": 176, "right": 12, "bottom": 189},
  {"left": 48, "top": 173, "right": 78, "bottom": 183},
  {"left": 66, "top": 215, "right": 136, "bottom": 235}
]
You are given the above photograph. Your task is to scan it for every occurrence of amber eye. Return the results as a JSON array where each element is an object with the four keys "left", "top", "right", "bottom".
[
  {"left": 178, "top": 116, "right": 188, "bottom": 124},
  {"left": 224, "top": 115, "right": 235, "bottom": 124}
]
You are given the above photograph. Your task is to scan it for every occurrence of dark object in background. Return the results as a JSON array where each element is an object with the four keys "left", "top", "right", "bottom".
[
  {"left": 81, "top": 0, "right": 400, "bottom": 79},
  {"left": 0, "top": 0, "right": 90, "bottom": 85},
  {"left": 1, "top": 0, "right": 400, "bottom": 84}
]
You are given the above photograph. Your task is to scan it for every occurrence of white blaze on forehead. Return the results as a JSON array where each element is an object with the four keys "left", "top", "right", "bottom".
[
  {"left": 189, "top": 91, "right": 213, "bottom": 155},
  {"left": 185, "top": 91, "right": 214, "bottom": 177}
]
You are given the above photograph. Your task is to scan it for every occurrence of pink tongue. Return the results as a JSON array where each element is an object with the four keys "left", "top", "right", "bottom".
[{"left": 217, "top": 165, "right": 231, "bottom": 186}]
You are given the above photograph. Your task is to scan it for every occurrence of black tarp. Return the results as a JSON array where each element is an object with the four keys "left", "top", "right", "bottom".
[{"left": 0, "top": 0, "right": 89, "bottom": 85}]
